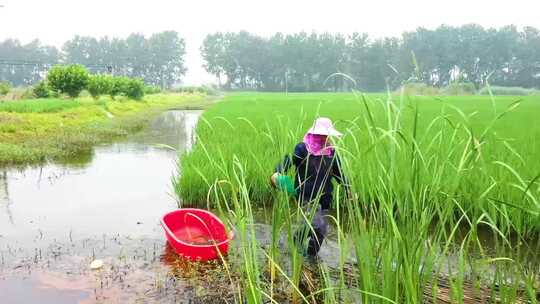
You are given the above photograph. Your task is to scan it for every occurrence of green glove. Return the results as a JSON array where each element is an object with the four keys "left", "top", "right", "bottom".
[{"left": 276, "top": 175, "right": 296, "bottom": 196}]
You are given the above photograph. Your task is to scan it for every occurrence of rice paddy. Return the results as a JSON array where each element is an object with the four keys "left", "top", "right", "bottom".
[{"left": 176, "top": 92, "right": 540, "bottom": 303}]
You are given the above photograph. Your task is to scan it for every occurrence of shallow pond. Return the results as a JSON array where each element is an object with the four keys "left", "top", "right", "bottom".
[{"left": 0, "top": 110, "right": 238, "bottom": 303}]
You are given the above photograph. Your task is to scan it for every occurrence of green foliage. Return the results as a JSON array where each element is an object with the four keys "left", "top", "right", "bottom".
[
  {"left": 201, "top": 25, "right": 540, "bottom": 91},
  {"left": 106, "top": 76, "right": 145, "bottom": 100},
  {"left": 478, "top": 86, "right": 540, "bottom": 96},
  {"left": 32, "top": 80, "right": 52, "bottom": 98},
  {"left": 47, "top": 65, "right": 90, "bottom": 98},
  {"left": 109, "top": 76, "right": 129, "bottom": 99},
  {"left": 0, "top": 81, "right": 11, "bottom": 95},
  {"left": 144, "top": 85, "right": 162, "bottom": 94},
  {"left": 124, "top": 78, "right": 145, "bottom": 100},
  {"left": 87, "top": 74, "right": 113, "bottom": 99},
  {"left": 61, "top": 31, "right": 186, "bottom": 89},
  {"left": 442, "top": 82, "right": 477, "bottom": 95}
]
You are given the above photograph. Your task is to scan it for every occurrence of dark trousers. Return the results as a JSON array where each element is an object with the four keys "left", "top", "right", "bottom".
[{"left": 295, "top": 205, "right": 330, "bottom": 256}]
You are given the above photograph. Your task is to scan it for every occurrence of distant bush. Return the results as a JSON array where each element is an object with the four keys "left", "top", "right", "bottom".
[
  {"left": 399, "top": 83, "right": 441, "bottom": 95},
  {"left": 109, "top": 76, "right": 129, "bottom": 99},
  {"left": 32, "top": 81, "right": 52, "bottom": 98},
  {"left": 201, "top": 84, "right": 219, "bottom": 95},
  {"left": 144, "top": 85, "right": 162, "bottom": 94},
  {"left": 478, "top": 86, "right": 539, "bottom": 96},
  {"left": 0, "top": 81, "right": 11, "bottom": 95},
  {"left": 443, "top": 82, "right": 477, "bottom": 95},
  {"left": 174, "top": 85, "right": 219, "bottom": 95},
  {"left": 47, "top": 65, "right": 90, "bottom": 98},
  {"left": 107, "top": 76, "right": 145, "bottom": 100},
  {"left": 87, "top": 75, "right": 113, "bottom": 99},
  {"left": 124, "top": 78, "right": 145, "bottom": 100}
]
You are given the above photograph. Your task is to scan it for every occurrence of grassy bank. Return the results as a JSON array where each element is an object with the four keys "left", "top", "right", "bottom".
[
  {"left": 0, "top": 93, "right": 212, "bottom": 166},
  {"left": 175, "top": 92, "right": 540, "bottom": 303}
]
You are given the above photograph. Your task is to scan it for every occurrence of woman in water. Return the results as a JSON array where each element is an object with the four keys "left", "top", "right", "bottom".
[{"left": 271, "top": 117, "right": 350, "bottom": 257}]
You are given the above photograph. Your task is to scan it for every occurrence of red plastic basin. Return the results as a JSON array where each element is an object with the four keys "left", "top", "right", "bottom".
[{"left": 161, "top": 208, "right": 233, "bottom": 261}]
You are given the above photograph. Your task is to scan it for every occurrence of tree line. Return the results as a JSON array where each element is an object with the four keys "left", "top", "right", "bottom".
[
  {"left": 201, "top": 25, "right": 540, "bottom": 92},
  {"left": 0, "top": 31, "right": 186, "bottom": 88}
]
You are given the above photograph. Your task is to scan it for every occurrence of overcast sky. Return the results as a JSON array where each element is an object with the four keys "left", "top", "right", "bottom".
[{"left": 1, "top": 0, "right": 539, "bottom": 85}]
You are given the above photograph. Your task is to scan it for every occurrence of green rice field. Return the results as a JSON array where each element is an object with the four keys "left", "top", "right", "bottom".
[{"left": 176, "top": 92, "right": 540, "bottom": 303}]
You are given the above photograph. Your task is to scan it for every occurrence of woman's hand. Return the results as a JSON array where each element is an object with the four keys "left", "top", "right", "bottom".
[{"left": 270, "top": 172, "right": 280, "bottom": 188}]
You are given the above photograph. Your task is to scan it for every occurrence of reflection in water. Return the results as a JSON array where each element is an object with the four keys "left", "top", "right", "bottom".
[
  {"left": 0, "top": 110, "right": 201, "bottom": 245},
  {"left": 0, "top": 276, "right": 90, "bottom": 304},
  {"left": 0, "top": 169, "right": 13, "bottom": 225},
  {"left": 130, "top": 110, "right": 201, "bottom": 152}
]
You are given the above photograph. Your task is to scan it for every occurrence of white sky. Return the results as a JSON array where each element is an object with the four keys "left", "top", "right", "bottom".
[{"left": 1, "top": 0, "right": 539, "bottom": 85}]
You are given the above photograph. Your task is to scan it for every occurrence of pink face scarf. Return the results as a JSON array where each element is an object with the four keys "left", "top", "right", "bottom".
[{"left": 303, "top": 133, "right": 334, "bottom": 156}]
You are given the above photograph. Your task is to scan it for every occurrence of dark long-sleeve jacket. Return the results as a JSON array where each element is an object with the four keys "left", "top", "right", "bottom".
[{"left": 275, "top": 142, "right": 349, "bottom": 210}]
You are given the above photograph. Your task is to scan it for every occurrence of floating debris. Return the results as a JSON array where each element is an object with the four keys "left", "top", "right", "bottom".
[{"left": 90, "top": 259, "right": 104, "bottom": 270}]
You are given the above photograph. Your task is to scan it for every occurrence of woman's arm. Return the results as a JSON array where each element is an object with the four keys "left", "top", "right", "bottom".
[
  {"left": 275, "top": 143, "right": 306, "bottom": 173},
  {"left": 272, "top": 143, "right": 306, "bottom": 187}
]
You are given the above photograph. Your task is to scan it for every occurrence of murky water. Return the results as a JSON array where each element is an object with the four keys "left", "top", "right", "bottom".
[
  {"left": 0, "top": 110, "right": 225, "bottom": 303},
  {"left": 0, "top": 110, "right": 200, "bottom": 244}
]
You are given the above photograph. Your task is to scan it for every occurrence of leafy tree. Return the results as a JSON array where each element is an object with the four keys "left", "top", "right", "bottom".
[
  {"left": 47, "top": 65, "right": 89, "bottom": 98},
  {"left": 61, "top": 31, "right": 186, "bottom": 88},
  {"left": 0, "top": 39, "right": 59, "bottom": 86}
]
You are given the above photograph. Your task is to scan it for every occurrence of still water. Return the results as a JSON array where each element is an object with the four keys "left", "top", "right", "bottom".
[
  {"left": 0, "top": 110, "right": 200, "bottom": 245},
  {"left": 0, "top": 110, "right": 214, "bottom": 303}
]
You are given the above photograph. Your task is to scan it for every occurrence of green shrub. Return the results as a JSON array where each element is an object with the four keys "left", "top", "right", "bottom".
[
  {"left": 144, "top": 85, "right": 161, "bottom": 94},
  {"left": 109, "top": 76, "right": 129, "bottom": 99},
  {"left": 87, "top": 74, "right": 113, "bottom": 99},
  {"left": 124, "top": 78, "right": 145, "bottom": 100},
  {"left": 32, "top": 81, "right": 52, "bottom": 98},
  {"left": 47, "top": 65, "right": 90, "bottom": 98},
  {"left": 443, "top": 82, "right": 477, "bottom": 95},
  {"left": 478, "top": 86, "right": 538, "bottom": 96},
  {"left": 0, "top": 81, "right": 11, "bottom": 95}
]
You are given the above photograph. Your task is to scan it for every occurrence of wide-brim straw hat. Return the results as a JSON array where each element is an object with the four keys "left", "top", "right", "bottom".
[{"left": 306, "top": 117, "right": 342, "bottom": 136}]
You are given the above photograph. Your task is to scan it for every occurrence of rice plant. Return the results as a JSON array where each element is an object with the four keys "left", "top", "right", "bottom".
[{"left": 175, "top": 92, "right": 540, "bottom": 303}]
